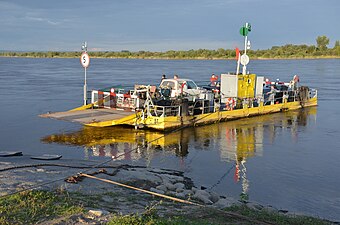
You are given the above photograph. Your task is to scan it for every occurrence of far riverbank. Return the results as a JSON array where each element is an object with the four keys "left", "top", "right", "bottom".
[
  {"left": 0, "top": 54, "right": 339, "bottom": 60},
  {"left": 1, "top": 43, "right": 339, "bottom": 60}
]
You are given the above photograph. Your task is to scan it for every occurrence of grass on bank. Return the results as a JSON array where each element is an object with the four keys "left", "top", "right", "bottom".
[
  {"left": 107, "top": 207, "right": 334, "bottom": 225},
  {"left": 0, "top": 190, "right": 333, "bottom": 225},
  {"left": 107, "top": 214, "right": 208, "bottom": 225},
  {"left": 0, "top": 190, "right": 83, "bottom": 225}
]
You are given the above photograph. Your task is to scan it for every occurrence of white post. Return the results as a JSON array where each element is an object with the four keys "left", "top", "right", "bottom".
[
  {"left": 84, "top": 67, "right": 87, "bottom": 105},
  {"left": 236, "top": 52, "right": 240, "bottom": 74},
  {"left": 244, "top": 35, "right": 248, "bottom": 55},
  {"left": 81, "top": 41, "right": 88, "bottom": 106}
]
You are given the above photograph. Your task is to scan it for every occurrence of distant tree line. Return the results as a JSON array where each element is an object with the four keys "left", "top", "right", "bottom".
[{"left": 1, "top": 36, "right": 339, "bottom": 59}]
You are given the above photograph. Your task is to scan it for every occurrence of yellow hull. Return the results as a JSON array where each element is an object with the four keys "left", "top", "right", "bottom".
[{"left": 86, "top": 97, "right": 317, "bottom": 131}]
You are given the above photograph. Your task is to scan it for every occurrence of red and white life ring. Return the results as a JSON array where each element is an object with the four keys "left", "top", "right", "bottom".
[
  {"left": 226, "top": 97, "right": 236, "bottom": 110},
  {"left": 181, "top": 81, "right": 187, "bottom": 94}
]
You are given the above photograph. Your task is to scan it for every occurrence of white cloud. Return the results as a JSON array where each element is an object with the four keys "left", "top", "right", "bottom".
[{"left": 25, "top": 16, "right": 60, "bottom": 26}]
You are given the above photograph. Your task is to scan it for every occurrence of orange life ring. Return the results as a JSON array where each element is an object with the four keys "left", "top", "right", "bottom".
[{"left": 226, "top": 97, "right": 236, "bottom": 110}]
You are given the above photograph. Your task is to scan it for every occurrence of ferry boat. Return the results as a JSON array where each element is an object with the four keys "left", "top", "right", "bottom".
[{"left": 41, "top": 23, "right": 318, "bottom": 131}]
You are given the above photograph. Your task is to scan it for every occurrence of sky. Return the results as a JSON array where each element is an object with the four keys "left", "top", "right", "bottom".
[{"left": 0, "top": 0, "right": 339, "bottom": 51}]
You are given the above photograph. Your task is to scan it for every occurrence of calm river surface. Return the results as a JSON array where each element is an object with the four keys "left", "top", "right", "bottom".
[{"left": 0, "top": 57, "right": 340, "bottom": 221}]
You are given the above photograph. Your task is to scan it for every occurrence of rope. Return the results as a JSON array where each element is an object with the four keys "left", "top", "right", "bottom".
[{"left": 208, "top": 164, "right": 235, "bottom": 191}]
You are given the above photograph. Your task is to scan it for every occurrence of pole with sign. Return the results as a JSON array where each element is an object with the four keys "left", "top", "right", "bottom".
[
  {"left": 80, "top": 42, "right": 90, "bottom": 105},
  {"left": 239, "top": 23, "right": 251, "bottom": 75}
]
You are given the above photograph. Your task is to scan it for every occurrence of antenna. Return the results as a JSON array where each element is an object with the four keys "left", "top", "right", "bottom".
[{"left": 81, "top": 41, "right": 87, "bottom": 52}]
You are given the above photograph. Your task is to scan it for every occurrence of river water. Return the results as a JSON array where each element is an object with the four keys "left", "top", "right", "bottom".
[{"left": 0, "top": 57, "right": 339, "bottom": 221}]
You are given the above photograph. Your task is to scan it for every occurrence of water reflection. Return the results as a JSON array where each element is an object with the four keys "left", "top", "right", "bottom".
[
  {"left": 41, "top": 126, "right": 192, "bottom": 160},
  {"left": 42, "top": 108, "right": 317, "bottom": 161},
  {"left": 42, "top": 108, "right": 317, "bottom": 200},
  {"left": 221, "top": 107, "right": 316, "bottom": 201}
]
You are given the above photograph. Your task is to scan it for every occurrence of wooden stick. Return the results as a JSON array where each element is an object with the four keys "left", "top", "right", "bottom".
[{"left": 80, "top": 173, "right": 202, "bottom": 206}]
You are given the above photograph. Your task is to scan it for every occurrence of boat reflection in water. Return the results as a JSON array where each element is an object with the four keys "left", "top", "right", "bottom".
[
  {"left": 41, "top": 125, "right": 191, "bottom": 160},
  {"left": 42, "top": 107, "right": 317, "bottom": 200}
]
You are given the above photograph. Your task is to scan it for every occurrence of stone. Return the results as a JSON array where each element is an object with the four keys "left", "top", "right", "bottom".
[
  {"left": 195, "top": 189, "right": 210, "bottom": 197},
  {"left": 160, "top": 175, "right": 171, "bottom": 183},
  {"left": 278, "top": 209, "right": 289, "bottom": 214},
  {"left": 164, "top": 182, "right": 176, "bottom": 191},
  {"left": 213, "top": 198, "right": 234, "bottom": 209},
  {"left": 246, "top": 202, "right": 264, "bottom": 211},
  {"left": 209, "top": 192, "right": 220, "bottom": 203},
  {"left": 150, "top": 187, "right": 165, "bottom": 195},
  {"left": 78, "top": 216, "right": 91, "bottom": 224},
  {"left": 156, "top": 184, "right": 167, "bottom": 192},
  {"left": 174, "top": 182, "right": 185, "bottom": 190},
  {"left": 175, "top": 187, "right": 184, "bottom": 193},
  {"left": 163, "top": 174, "right": 184, "bottom": 183},
  {"left": 173, "top": 176, "right": 184, "bottom": 182},
  {"left": 193, "top": 190, "right": 213, "bottom": 204},
  {"left": 149, "top": 168, "right": 164, "bottom": 173},
  {"left": 101, "top": 196, "right": 114, "bottom": 203},
  {"left": 115, "top": 170, "right": 162, "bottom": 184},
  {"left": 167, "top": 191, "right": 177, "bottom": 196},
  {"left": 182, "top": 190, "right": 193, "bottom": 197},
  {"left": 286, "top": 211, "right": 306, "bottom": 217},
  {"left": 263, "top": 205, "right": 278, "bottom": 213},
  {"left": 88, "top": 209, "right": 109, "bottom": 217},
  {"left": 175, "top": 192, "right": 186, "bottom": 199}
]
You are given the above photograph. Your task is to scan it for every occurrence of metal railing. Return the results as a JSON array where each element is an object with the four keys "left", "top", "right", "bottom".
[
  {"left": 90, "top": 87, "right": 318, "bottom": 116},
  {"left": 91, "top": 90, "right": 138, "bottom": 109}
]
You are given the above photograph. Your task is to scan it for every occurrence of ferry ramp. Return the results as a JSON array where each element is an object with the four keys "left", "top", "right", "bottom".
[{"left": 40, "top": 108, "right": 135, "bottom": 126}]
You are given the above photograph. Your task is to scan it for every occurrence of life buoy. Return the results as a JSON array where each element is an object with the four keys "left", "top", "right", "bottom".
[
  {"left": 181, "top": 81, "right": 187, "bottom": 94},
  {"left": 226, "top": 97, "right": 236, "bottom": 110}
]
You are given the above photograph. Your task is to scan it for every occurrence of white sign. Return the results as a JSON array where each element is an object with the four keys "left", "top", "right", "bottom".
[
  {"left": 240, "top": 53, "right": 249, "bottom": 66},
  {"left": 80, "top": 52, "right": 90, "bottom": 68}
]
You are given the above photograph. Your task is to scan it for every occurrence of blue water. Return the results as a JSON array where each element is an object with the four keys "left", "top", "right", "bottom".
[{"left": 0, "top": 57, "right": 340, "bottom": 221}]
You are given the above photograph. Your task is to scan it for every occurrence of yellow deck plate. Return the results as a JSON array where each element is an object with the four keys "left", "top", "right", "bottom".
[{"left": 40, "top": 108, "right": 135, "bottom": 125}]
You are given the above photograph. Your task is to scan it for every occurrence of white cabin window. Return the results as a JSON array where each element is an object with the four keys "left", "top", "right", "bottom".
[
  {"left": 161, "top": 81, "right": 175, "bottom": 89},
  {"left": 186, "top": 81, "right": 197, "bottom": 89}
]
